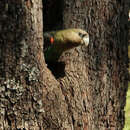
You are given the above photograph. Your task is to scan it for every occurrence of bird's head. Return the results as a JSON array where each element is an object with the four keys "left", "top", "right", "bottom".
[
  {"left": 61, "top": 28, "right": 89, "bottom": 47},
  {"left": 43, "top": 29, "right": 89, "bottom": 62},
  {"left": 43, "top": 29, "right": 89, "bottom": 47}
]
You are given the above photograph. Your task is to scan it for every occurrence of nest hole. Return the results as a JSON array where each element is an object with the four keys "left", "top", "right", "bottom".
[
  {"left": 43, "top": 0, "right": 65, "bottom": 78},
  {"left": 43, "top": 0, "right": 63, "bottom": 31}
]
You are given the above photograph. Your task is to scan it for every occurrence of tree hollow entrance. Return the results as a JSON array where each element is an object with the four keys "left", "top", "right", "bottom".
[
  {"left": 43, "top": 0, "right": 63, "bottom": 31},
  {"left": 43, "top": 0, "right": 65, "bottom": 78}
]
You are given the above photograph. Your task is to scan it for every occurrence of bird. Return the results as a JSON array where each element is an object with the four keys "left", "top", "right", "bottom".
[{"left": 43, "top": 28, "right": 89, "bottom": 62}]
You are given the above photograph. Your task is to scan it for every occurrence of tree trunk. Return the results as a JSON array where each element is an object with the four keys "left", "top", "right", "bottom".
[
  {"left": 0, "top": 0, "right": 45, "bottom": 129},
  {"left": 0, "top": 0, "right": 129, "bottom": 130},
  {"left": 0, "top": 0, "right": 66, "bottom": 129},
  {"left": 60, "top": 0, "right": 129, "bottom": 129}
]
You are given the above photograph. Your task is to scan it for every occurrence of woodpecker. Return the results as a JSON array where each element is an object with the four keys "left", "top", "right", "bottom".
[{"left": 43, "top": 28, "right": 89, "bottom": 62}]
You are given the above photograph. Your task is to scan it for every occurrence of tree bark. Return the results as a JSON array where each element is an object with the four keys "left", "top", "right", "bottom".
[
  {"left": 0, "top": 0, "right": 45, "bottom": 129},
  {"left": 0, "top": 0, "right": 67, "bottom": 129},
  {"left": 60, "top": 0, "right": 129, "bottom": 129},
  {"left": 0, "top": 0, "right": 129, "bottom": 130}
]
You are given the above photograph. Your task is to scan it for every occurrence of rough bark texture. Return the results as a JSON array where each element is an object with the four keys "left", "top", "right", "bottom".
[
  {"left": 60, "top": 0, "right": 129, "bottom": 129},
  {"left": 0, "top": 0, "right": 45, "bottom": 129},
  {"left": 0, "top": 0, "right": 129, "bottom": 130},
  {"left": 0, "top": 0, "right": 67, "bottom": 129},
  {"left": 0, "top": 0, "right": 74, "bottom": 129}
]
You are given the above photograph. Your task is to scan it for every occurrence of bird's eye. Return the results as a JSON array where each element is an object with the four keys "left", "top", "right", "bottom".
[
  {"left": 78, "top": 32, "right": 86, "bottom": 38},
  {"left": 82, "top": 34, "right": 86, "bottom": 37},
  {"left": 78, "top": 32, "right": 83, "bottom": 37}
]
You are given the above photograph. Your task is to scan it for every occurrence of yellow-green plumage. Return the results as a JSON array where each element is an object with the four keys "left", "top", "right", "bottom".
[{"left": 44, "top": 28, "right": 89, "bottom": 62}]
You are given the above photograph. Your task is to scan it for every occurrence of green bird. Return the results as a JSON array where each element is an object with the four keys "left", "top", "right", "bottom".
[{"left": 43, "top": 28, "right": 89, "bottom": 62}]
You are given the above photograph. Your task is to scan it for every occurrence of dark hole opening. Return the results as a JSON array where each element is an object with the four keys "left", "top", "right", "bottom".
[
  {"left": 43, "top": 0, "right": 65, "bottom": 78},
  {"left": 46, "top": 61, "right": 65, "bottom": 79},
  {"left": 43, "top": 0, "right": 63, "bottom": 31}
]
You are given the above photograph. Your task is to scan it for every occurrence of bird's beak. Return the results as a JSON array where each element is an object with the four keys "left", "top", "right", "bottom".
[{"left": 82, "top": 36, "right": 89, "bottom": 46}]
